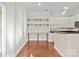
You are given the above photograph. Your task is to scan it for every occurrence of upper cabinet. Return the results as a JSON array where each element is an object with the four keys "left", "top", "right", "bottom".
[{"left": 50, "top": 17, "right": 74, "bottom": 28}]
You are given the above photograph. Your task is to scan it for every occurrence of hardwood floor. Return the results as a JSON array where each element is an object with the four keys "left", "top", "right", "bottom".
[{"left": 16, "top": 41, "right": 61, "bottom": 57}]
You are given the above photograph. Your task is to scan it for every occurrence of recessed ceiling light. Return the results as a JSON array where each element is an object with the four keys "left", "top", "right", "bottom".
[
  {"left": 38, "top": 2, "right": 41, "bottom": 6},
  {"left": 64, "top": 7, "right": 68, "bottom": 10},
  {"left": 62, "top": 10, "right": 66, "bottom": 15}
]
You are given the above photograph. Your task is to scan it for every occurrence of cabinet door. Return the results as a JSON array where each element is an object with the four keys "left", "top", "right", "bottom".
[
  {"left": 67, "top": 34, "right": 79, "bottom": 57},
  {"left": 53, "top": 33, "right": 67, "bottom": 56}
]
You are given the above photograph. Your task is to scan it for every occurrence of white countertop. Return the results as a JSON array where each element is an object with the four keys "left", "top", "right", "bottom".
[{"left": 50, "top": 27, "right": 79, "bottom": 32}]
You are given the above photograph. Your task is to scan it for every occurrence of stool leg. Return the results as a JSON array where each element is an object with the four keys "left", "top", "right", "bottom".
[
  {"left": 47, "top": 33, "right": 48, "bottom": 48},
  {"left": 37, "top": 33, "right": 39, "bottom": 44},
  {"left": 28, "top": 33, "right": 30, "bottom": 46}
]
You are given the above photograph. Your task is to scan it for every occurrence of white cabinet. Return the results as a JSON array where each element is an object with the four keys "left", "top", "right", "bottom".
[
  {"left": 66, "top": 34, "right": 79, "bottom": 57},
  {"left": 53, "top": 33, "right": 79, "bottom": 57},
  {"left": 53, "top": 33, "right": 67, "bottom": 56}
]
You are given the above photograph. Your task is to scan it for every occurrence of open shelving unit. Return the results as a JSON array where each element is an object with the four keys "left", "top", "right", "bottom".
[
  {"left": 27, "top": 18, "right": 49, "bottom": 43},
  {"left": 27, "top": 19, "right": 49, "bottom": 26}
]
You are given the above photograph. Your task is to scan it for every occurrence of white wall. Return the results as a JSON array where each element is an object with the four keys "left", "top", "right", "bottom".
[
  {"left": 1, "top": 3, "right": 6, "bottom": 57},
  {"left": 28, "top": 11, "right": 49, "bottom": 19},
  {"left": 0, "top": 7, "right": 2, "bottom": 56},
  {"left": 5, "top": 3, "right": 15, "bottom": 57},
  {"left": 71, "top": 14, "right": 79, "bottom": 24},
  {"left": 1, "top": 3, "right": 27, "bottom": 57},
  {"left": 50, "top": 17, "right": 74, "bottom": 28},
  {"left": 69, "top": 13, "right": 79, "bottom": 28},
  {"left": 28, "top": 26, "right": 49, "bottom": 33},
  {"left": 14, "top": 4, "right": 27, "bottom": 56}
]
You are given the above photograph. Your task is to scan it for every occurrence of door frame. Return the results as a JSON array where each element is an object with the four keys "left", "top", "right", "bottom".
[{"left": 0, "top": 3, "right": 6, "bottom": 57}]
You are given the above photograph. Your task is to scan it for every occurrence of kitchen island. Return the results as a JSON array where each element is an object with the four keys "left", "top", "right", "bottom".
[{"left": 50, "top": 30, "right": 79, "bottom": 57}]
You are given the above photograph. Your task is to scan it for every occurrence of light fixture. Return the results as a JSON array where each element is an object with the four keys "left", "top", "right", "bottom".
[
  {"left": 38, "top": 2, "right": 41, "bottom": 6},
  {"left": 64, "top": 7, "right": 68, "bottom": 10},
  {"left": 62, "top": 10, "right": 66, "bottom": 15},
  {"left": 62, "top": 6, "right": 68, "bottom": 15}
]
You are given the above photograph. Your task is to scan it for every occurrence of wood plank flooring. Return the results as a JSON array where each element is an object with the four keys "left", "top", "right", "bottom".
[{"left": 16, "top": 41, "right": 61, "bottom": 57}]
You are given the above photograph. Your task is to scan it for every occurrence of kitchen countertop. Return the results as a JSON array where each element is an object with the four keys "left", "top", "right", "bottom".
[
  {"left": 50, "top": 31, "right": 79, "bottom": 34},
  {"left": 50, "top": 27, "right": 79, "bottom": 34}
]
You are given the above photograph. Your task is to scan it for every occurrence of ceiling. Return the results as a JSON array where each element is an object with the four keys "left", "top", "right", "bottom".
[
  {"left": 20, "top": 2, "right": 79, "bottom": 17},
  {"left": 3, "top": 2, "right": 79, "bottom": 17}
]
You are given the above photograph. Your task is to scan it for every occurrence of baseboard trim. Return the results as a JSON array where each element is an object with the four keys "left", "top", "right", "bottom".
[
  {"left": 15, "top": 40, "right": 28, "bottom": 56},
  {"left": 54, "top": 45, "right": 64, "bottom": 57}
]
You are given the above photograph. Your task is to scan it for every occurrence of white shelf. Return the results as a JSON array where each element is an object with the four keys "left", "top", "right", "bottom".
[
  {"left": 27, "top": 32, "right": 49, "bottom": 34},
  {"left": 28, "top": 21, "right": 49, "bottom": 25},
  {"left": 28, "top": 19, "right": 48, "bottom": 21},
  {"left": 27, "top": 18, "right": 49, "bottom": 33},
  {"left": 28, "top": 16, "right": 49, "bottom": 19}
]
